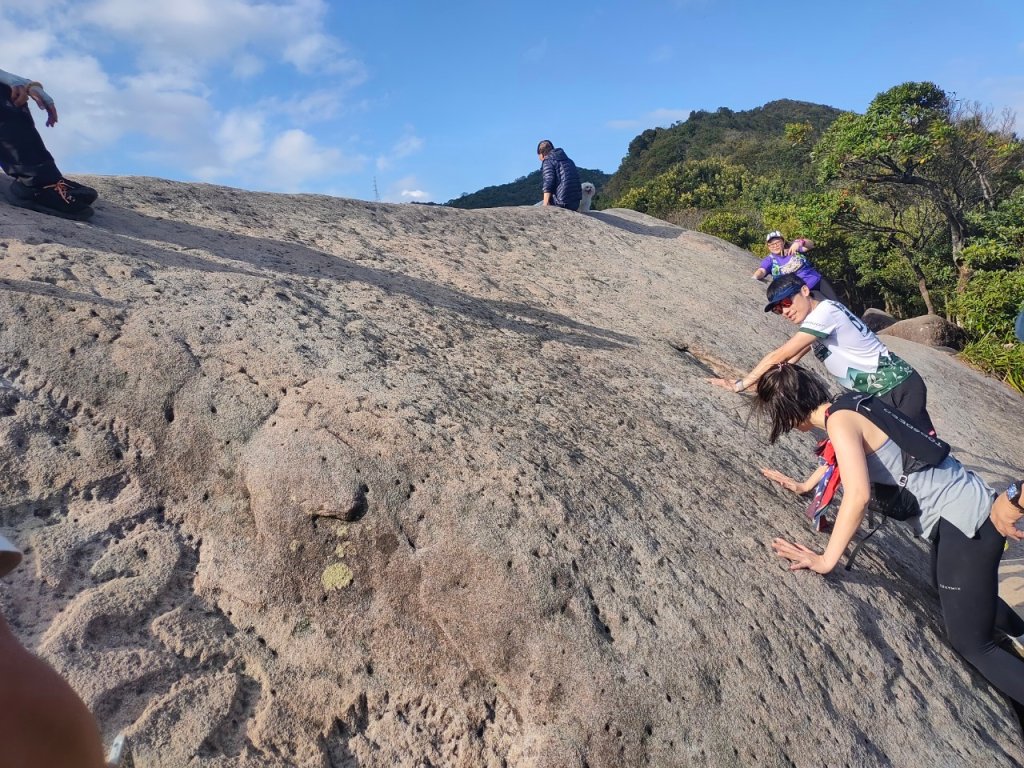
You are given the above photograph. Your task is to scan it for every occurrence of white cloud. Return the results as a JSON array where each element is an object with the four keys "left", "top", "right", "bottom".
[
  {"left": 263, "top": 129, "right": 366, "bottom": 190},
  {"left": 384, "top": 175, "right": 431, "bottom": 203},
  {"left": 0, "top": 1, "right": 375, "bottom": 193},
  {"left": 376, "top": 127, "right": 424, "bottom": 171},
  {"left": 231, "top": 53, "right": 265, "bottom": 79},
  {"left": 217, "top": 110, "right": 267, "bottom": 165}
]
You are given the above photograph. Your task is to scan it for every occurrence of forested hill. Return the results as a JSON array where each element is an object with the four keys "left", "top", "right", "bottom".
[
  {"left": 445, "top": 167, "right": 612, "bottom": 209},
  {"left": 603, "top": 99, "right": 844, "bottom": 201}
]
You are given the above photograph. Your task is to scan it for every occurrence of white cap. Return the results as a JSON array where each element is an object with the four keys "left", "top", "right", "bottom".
[
  {"left": 765, "top": 230, "right": 785, "bottom": 243},
  {"left": 0, "top": 533, "right": 22, "bottom": 577}
]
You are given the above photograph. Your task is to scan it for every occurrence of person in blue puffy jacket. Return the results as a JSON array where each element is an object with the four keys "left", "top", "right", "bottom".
[{"left": 537, "top": 139, "right": 581, "bottom": 211}]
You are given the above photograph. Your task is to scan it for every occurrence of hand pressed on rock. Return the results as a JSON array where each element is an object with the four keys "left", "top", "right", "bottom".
[
  {"left": 771, "top": 537, "right": 831, "bottom": 574},
  {"left": 761, "top": 468, "right": 803, "bottom": 493}
]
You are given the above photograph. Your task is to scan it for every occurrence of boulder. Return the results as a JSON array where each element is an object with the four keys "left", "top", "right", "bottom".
[
  {"left": 881, "top": 314, "right": 969, "bottom": 350},
  {"left": 862, "top": 307, "right": 896, "bottom": 332},
  {"left": 0, "top": 177, "right": 1020, "bottom": 767}
]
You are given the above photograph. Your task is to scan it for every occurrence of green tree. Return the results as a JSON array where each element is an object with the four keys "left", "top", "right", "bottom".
[
  {"left": 697, "top": 211, "right": 759, "bottom": 249},
  {"left": 815, "top": 82, "right": 1024, "bottom": 292},
  {"left": 615, "top": 158, "right": 748, "bottom": 218},
  {"left": 952, "top": 187, "right": 1024, "bottom": 392}
]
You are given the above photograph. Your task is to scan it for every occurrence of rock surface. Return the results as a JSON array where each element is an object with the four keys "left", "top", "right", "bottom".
[
  {"left": 861, "top": 307, "right": 896, "bottom": 333},
  {"left": 0, "top": 177, "right": 1022, "bottom": 767},
  {"left": 881, "top": 313, "right": 969, "bottom": 350}
]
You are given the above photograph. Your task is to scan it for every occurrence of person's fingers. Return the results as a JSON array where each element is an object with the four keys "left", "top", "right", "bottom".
[
  {"left": 10, "top": 85, "right": 28, "bottom": 107},
  {"left": 771, "top": 539, "right": 799, "bottom": 558}
]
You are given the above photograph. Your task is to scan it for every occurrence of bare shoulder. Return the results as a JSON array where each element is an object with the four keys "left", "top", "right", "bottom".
[{"left": 827, "top": 407, "right": 888, "bottom": 452}]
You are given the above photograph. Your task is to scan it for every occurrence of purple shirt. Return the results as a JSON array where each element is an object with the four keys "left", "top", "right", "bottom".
[{"left": 759, "top": 252, "right": 822, "bottom": 288}]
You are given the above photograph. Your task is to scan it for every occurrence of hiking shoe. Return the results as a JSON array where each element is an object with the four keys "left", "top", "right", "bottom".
[
  {"left": 60, "top": 178, "right": 98, "bottom": 206},
  {"left": 7, "top": 178, "right": 95, "bottom": 220}
]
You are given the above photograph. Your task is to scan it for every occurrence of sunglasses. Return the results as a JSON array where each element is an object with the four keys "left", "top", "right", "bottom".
[{"left": 770, "top": 297, "right": 795, "bottom": 314}]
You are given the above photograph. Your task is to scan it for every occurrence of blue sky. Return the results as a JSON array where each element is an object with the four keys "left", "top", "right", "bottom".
[{"left": 5, "top": 0, "right": 1023, "bottom": 203}]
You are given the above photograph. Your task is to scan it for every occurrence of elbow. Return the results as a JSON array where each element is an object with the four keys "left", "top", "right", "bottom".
[{"left": 844, "top": 488, "right": 871, "bottom": 509}]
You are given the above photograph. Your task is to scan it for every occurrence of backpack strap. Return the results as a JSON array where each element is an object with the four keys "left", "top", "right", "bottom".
[{"left": 826, "top": 392, "right": 949, "bottom": 479}]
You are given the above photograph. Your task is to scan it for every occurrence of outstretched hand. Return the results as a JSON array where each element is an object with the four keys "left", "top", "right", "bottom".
[
  {"left": 761, "top": 468, "right": 803, "bottom": 494},
  {"left": 771, "top": 537, "right": 831, "bottom": 574},
  {"left": 11, "top": 84, "right": 58, "bottom": 126},
  {"left": 709, "top": 378, "right": 739, "bottom": 392}
]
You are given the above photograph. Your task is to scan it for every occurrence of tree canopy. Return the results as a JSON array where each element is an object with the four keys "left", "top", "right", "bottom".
[{"left": 609, "top": 85, "right": 1024, "bottom": 391}]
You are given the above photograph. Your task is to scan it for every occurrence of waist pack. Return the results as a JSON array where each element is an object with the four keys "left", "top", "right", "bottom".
[{"left": 826, "top": 392, "right": 950, "bottom": 520}]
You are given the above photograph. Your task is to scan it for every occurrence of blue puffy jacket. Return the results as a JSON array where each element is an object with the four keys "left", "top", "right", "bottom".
[{"left": 541, "top": 148, "right": 582, "bottom": 210}]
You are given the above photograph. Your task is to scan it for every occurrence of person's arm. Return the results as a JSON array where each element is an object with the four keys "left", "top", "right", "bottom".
[
  {"left": 0, "top": 68, "right": 57, "bottom": 126},
  {"left": 762, "top": 464, "right": 828, "bottom": 495},
  {"left": 541, "top": 158, "right": 556, "bottom": 205},
  {"left": 709, "top": 331, "right": 817, "bottom": 392},
  {"left": 0, "top": 614, "right": 107, "bottom": 768},
  {"left": 787, "top": 345, "right": 811, "bottom": 364},
  {"left": 771, "top": 412, "right": 871, "bottom": 574},
  {"left": 752, "top": 267, "right": 768, "bottom": 281},
  {"left": 786, "top": 238, "right": 814, "bottom": 256},
  {"left": 0, "top": 68, "right": 31, "bottom": 89}
]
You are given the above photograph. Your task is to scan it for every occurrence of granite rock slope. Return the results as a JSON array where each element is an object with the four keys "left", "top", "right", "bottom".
[{"left": 0, "top": 177, "right": 1022, "bottom": 767}]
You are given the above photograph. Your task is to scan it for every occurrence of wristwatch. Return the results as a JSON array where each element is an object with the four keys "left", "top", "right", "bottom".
[{"left": 1009, "top": 480, "right": 1023, "bottom": 509}]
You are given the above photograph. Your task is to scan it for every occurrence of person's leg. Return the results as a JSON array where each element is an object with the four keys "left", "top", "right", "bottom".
[
  {"left": 0, "top": 84, "right": 62, "bottom": 187},
  {"left": 812, "top": 276, "right": 839, "bottom": 302},
  {"left": 877, "top": 371, "right": 934, "bottom": 433},
  {"left": 935, "top": 517, "right": 1024, "bottom": 704}
]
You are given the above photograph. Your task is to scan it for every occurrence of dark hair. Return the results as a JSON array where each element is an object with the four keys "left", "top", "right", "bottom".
[
  {"left": 537, "top": 139, "right": 554, "bottom": 156},
  {"left": 754, "top": 363, "right": 832, "bottom": 443}
]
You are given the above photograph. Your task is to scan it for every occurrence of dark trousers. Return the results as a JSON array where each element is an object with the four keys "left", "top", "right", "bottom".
[
  {"left": 878, "top": 370, "right": 934, "bottom": 434},
  {"left": 811, "top": 276, "right": 839, "bottom": 302},
  {"left": 0, "top": 84, "right": 61, "bottom": 187},
  {"left": 932, "top": 517, "right": 1024, "bottom": 707}
]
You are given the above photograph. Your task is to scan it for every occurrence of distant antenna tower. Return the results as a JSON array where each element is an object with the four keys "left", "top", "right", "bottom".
[{"left": 373, "top": 177, "right": 380, "bottom": 202}]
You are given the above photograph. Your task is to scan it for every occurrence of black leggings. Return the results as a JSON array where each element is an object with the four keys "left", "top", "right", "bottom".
[
  {"left": 932, "top": 517, "right": 1024, "bottom": 706},
  {"left": 878, "top": 370, "right": 934, "bottom": 434},
  {"left": 811, "top": 276, "right": 839, "bottom": 302}
]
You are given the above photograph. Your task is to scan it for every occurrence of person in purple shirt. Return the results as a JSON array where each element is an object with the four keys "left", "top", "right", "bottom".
[{"left": 752, "top": 230, "right": 838, "bottom": 301}]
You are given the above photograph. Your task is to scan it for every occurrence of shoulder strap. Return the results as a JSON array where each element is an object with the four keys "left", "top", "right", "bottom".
[{"left": 827, "top": 392, "right": 949, "bottom": 473}]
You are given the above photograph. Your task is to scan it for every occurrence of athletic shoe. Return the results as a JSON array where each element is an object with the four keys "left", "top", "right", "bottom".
[
  {"left": 7, "top": 178, "right": 95, "bottom": 220},
  {"left": 60, "top": 178, "right": 98, "bottom": 206}
]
